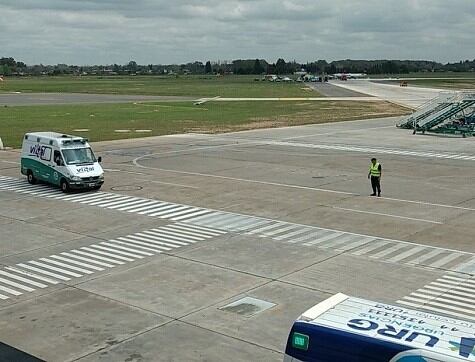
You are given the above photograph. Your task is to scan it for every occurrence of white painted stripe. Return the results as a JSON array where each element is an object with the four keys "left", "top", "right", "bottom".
[
  {"left": 61, "top": 252, "right": 116, "bottom": 268},
  {"left": 431, "top": 281, "right": 475, "bottom": 293},
  {"left": 0, "top": 294, "right": 9, "bottom": 300},
  {"left": 15, "top": 263, "right": 70, "bottom": 281},
  {"left": 117, "top": 237, "right": 173, "bottom": 251},
  {"left": 158, "top": 226, "right": 212, "bottom": 239},
  {"left": 93, "top": 196, "right": 137, "bottom": 208},
  {"left": 72, "top": 249, "right": 125, "bottom": 264},
  {"left": 39, "top": 258, "right": 94, "bottom": 274},
  {"left": 0, "top": 270, "right": 47, "bottom": 288},
  {"left": 190, "top": 212, "right": 236, "bottom": 226},
  {"left": 286, "top": 230, "right": 324, "bottom": 244},
  {"left": 434, "top": 277, "right": 475, "bottom": 290},
  {"left": 107, "top": 199, "right": 147, "bottom": 210},
  {"left": 222, "top": 217, "right": 262, "bottom": 230},
  {"left": 150, "top": 228, "right": 204, "bottom": 241},
  {"left": 319, "top": 234, "right": 359, "bottom": 249},
  {"left": 0, "top": 277, "right": 35, "bottom": 292},
  {"left": 331, "top": 206, "right": 442, "bottom": 224},
  {"left": 409, "top": 292, "right": 475, "bottom": 310},
  {"left": 304, "top": 232, "right": 344, "bottom": 246},
  {"left": 149, "top": 205, "right": 190, "bottom": 217},
  {"left": 370, "top": 244, "right": 408, "bottom": 259},
  {"left": 429, "top": 253, "right": 465, "bottom": 268},
  {"left": 408, "top": 249, "right": 446, "bottom": 265},
  {"left": 49, "top": 255, "right": 105, "bottom": 271},
  {"left": 397, "top": 300, "right": 475, "bottom": 321},
  {"left": 123, "top": 235, "right": 177, "bottom": 249},
  {"left": 137, "top": 203, "right": 177, "bottom": 215},
  {"left": 336, "top": 237, "right": 376, "bottom": 252},
  {"left": 274, "top": 227, "right": 314, "bottom": 241},
  {"left": 263, "top": 224, "right": 301, "bottom": 237},
  {"left": 206, "top": 214, "right": 247, "bottom": 228},
  {"left": 100, "top": 242, "right": 153, "bottom": 256},
  {"left": 403, "top": 296, "right": 475, "bottom": 315},
  {"left": 415, "top": 288, "right": 475, "bottom": 304},
  {"left": 117, "top": 200, "right": 160, "bottom": 211},
  {"left": 57, "top": 192, "right": 107, "bottom": 201},
  {"left": 108, "top": 239, "right": 162, "bottom": 254},
  {"left": 175, "top": 222, "right": 227, "bottom": 234},
  {"left": 165, "top": 224, "right": 221, "bottom": 237},
  {"left": 160, "top": 207, "right": 201, "bottom": 219},
  {"left": 424, "top": 285, "right": 475, "bottom": 299},
  {"left": 0, "top": 284, "right": 22, "bottom": 296},
  {"left": 59, "top": 193, "right": 110, "bottom": 202},
  {"left": 171, "top": 209, "right": 213, "bottom": 221},
  {"left": 77, "top": 194, "right": 123, "bottom": 204},
  {"left": 351, "top": 240, "right": 392, "bottom": 256},
  {"left": 82, "top": 195, "right": 127, "bottom": 205},
  {"left": 86, "top": 245, "right": 142, "bottom": 259},
  {"left": 455, "top": 256, "right": 475, "bottom": 273},
  {"left": 133, "top": 232, "right": 188, "bottom": 246},
  {"left": 180, "top": 211, "right": 225, "bottom": 223},
  {"left": 5, "top": 267, "right": 59, "bottom": 284},
  {"left": 442, "top": 275, "right": 475, "bottom": 285},
  {"left": 387, "top": 246, "right": 426, "bottom": 263},
  {"left": 28, "top": 260, "right": 82, "bottom": 277},
  {"left": 246, "top": 222, "right": 286, "bottom": 235}
]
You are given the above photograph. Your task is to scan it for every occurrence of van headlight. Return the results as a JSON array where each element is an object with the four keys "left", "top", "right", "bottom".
[
  {"left": 71, "top": 176, "right": 81, "bottom": 181},
  {"left": 99, "top": 174, "right": 104, "bottom": 180}
]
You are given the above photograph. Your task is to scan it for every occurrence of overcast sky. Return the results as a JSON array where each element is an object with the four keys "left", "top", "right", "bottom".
[{"left": 1, "top": 0, "right": 474, "bottom": 65}]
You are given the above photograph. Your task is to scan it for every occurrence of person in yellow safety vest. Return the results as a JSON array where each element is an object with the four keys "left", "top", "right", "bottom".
[{"left": 368, "top": 157, "right": 382, "bottom": 197}]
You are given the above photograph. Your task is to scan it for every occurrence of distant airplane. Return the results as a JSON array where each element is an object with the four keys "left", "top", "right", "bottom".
[{"left": 333, "top": 73, "right": 367, "bottom": 80}]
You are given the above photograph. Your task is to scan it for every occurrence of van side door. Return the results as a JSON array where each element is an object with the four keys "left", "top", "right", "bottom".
[{"left": 51, "top": 150, "right": 66, "bottom": 186}]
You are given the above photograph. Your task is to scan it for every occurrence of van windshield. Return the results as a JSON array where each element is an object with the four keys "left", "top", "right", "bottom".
[{"left": 62, "top": 147, "right": 96, "bottom": 165}]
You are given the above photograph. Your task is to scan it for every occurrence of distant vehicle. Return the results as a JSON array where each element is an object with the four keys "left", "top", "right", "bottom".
[
  {"left": 400, "top": 81, "right": 408, "bottom": 87},
  {"left": 21, "top": 132, "right": 104, "bottom": 192},
  {"left": 282, "top": 77, "right": 293, "bottom": 82},
  {"left": 284, "top": 293, "right": 474, "bottom": 362}
]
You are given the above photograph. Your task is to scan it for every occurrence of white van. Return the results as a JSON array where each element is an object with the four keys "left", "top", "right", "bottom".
[{"left": 21, "top": 132, "right": 104, "bottom": 192}]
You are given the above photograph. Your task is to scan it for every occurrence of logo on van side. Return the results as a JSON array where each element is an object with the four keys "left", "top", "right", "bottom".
[
  {"left": 29, "top": 144, "right": 47, "bottom": 158},
  {"left": 76, "top": 166, "right": 94, "bottom": 173}
]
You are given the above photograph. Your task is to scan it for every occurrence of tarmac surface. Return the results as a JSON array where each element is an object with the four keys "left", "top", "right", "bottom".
[
  {"left": 0, "top": 110, "right": 474, "bottom": 360},
  {"left": 0, "top": 93, "right": 195, "bottom": 106}
]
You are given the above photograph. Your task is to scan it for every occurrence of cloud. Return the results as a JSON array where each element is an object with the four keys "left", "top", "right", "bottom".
[{"left": 1, "top": 0, "right": 474, "bottom": 64}]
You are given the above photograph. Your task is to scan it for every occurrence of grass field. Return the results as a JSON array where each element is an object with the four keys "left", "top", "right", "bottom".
[
  {"left": 0, "top": 75, "right": 318, "bottom": 98},
  {"left": 0, "top": 101, "right": 409, "bottom": 148}
]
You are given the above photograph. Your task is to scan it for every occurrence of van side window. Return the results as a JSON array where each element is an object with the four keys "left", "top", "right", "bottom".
[
  {"left": 54, "top": 150, "right": 64, "bottom": 166},
  {"left": 41, "top": 146, "right": 52, "bottom": 161}
]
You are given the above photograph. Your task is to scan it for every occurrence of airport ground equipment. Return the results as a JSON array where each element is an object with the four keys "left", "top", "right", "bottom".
[
  {"left": 397, "top": 92, "right": 475, "bottom": 136},
  {"left": 284, "top": 293, "right": 475, "bottom": 362}
]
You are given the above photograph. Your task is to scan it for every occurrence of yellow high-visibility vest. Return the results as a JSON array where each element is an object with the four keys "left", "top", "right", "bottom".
[{"left": 369, "top": 162, "right": 381, "bottom": 177}]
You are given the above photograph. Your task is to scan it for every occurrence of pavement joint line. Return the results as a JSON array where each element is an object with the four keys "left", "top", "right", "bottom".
[{"left": 330, "top": 206, "right": 443, "bottom": 224}]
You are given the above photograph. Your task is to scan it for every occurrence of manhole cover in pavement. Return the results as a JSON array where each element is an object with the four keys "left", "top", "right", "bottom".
[
  {"left": 219, "top": 297, "right": 276, "bottom": 317},
  {"left": 110, "top": 185, "right": 143, "bottom": 191}
]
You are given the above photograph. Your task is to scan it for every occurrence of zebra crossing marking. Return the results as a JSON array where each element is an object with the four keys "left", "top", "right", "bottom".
[
  {"left": 1, "top": 175, "right": 474, "bottom": 276},
  {"left": 397, "top": 274, "right": 475, "bottom": 322},
  {"left": 0, "top": 222, "right": 225, "bottom": 302}
]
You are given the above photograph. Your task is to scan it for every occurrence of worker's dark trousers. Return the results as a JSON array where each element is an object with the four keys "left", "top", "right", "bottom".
[{"left": 371, "top": 176, "right": 381, "bottom": 195}]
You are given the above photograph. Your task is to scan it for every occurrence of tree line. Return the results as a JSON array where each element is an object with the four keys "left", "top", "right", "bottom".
[{"left": 1, "top": 57, "right": 474, "bottom": 76}]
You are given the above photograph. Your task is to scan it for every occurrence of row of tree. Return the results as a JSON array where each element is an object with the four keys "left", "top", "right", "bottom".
[{"left": 1, "top": 57, "right": 474, "bottom": 76}]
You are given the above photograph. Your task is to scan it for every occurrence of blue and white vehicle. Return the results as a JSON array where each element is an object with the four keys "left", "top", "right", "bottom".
[
  {"left": 284, "top": 293, "right": 475, "bottom": 362},
  {"left": 21, "top": 132, "right": 104, "bottom": 192}
]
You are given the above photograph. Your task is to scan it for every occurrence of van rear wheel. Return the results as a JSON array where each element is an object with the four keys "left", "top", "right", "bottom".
[
  {"left": 60, "top": 179, "right": 70, "bottom": 193},
  {"left": 27, "top": 170, "right": 37, "bottom": 185}
]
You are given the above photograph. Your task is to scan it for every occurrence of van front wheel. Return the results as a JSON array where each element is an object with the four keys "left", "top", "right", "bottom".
[
  {"left": 60, "top": 179, "right": 70, "bottom": 193},
  {"left": 27, "top": 170, "right": 37, "bottom": 185}
]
